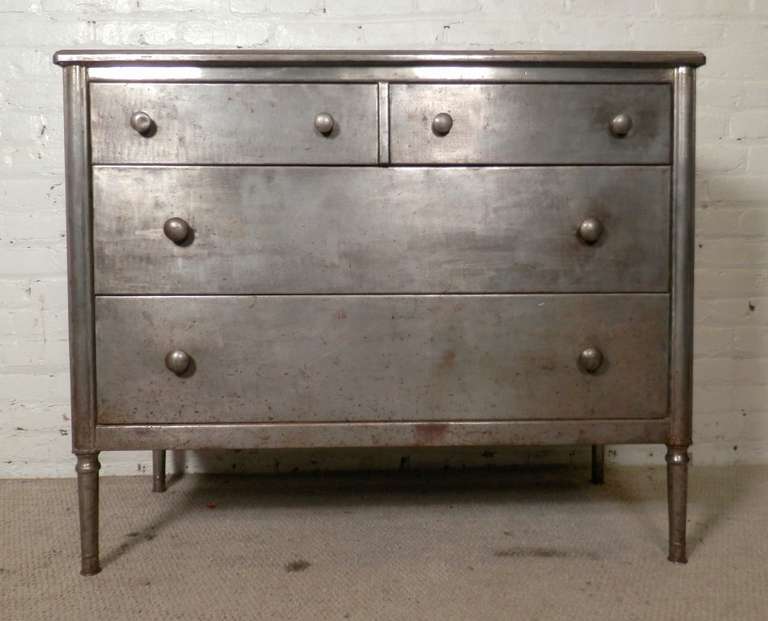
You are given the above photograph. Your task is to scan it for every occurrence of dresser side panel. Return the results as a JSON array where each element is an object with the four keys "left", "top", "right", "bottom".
[
  {"left": 63, "top": 65, "right": 96, "bottom": 451},
  {"left": 669, "top": 67, "right": 696, "bottom": 447}
]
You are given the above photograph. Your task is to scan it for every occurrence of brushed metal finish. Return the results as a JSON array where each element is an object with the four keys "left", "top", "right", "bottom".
[
  {"left": 152, "top": 449, "right": 166, "bottom": 492},
  {"left": 669, "top": 67, "right": 696, "bottom": 447},
  {"left": 87, "top": 65, "right": 677, "bottom": 84},
  {"left": 56, "top": 50, "right": 704, "bottom": 569},
  {"left": 390, "top": 84, "right": 671, "bottom": 164},
  {"left": 377, "top": 82, "right": 390, "bottom": 164},
  {"left": 52, "top": 49, "right": 707, "bottom": 67},
  {"left": 163, "top": 217, "right": 191, "bottom": 245},
  {"left": 666, "top": 66, "right": 696, "bottom": 565},
  {"left": 90, "top": 83, "right": 379, "bottom": 164},
  {"left": 93, "top": 166, "right": 670, "bottom": 294},
  {"left": 164, "top": 349, "right": 191, "bottom": 375},
  {"left": 578, "top": 347, "right": 604, "bottom": 374},
  {"left": 75, "top": 452, "right": 100, "bottom": 575},
  {"left": 95, "top": 294, "right": 669, "bottom": 425},
  {"left": 577, "top": 218, "right": 604, "bottom": 245},
  {"left": 313, "top": 112, "right": 334, "bottom": 135},
  {"left": 130, "top": 110, "right": 154, "bottom": 136},
  {"left": 63, "top": 65, "right": 97, "bottom": 452},
  {"left": 94, "top": 420, "right": 670, "bottom": 451},
  {"left": 432, "top": 112, "right": 453, "bottom": 135}
]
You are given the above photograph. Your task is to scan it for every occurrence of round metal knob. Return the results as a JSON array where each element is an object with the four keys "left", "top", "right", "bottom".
[
  {"left": 163, "top": 217, "right": 191, "bottom": 245},
  {"left": 165, "top": 350, "right": 191, "bottom": 376},
  {"left": 609, "top": 113, "right": 633, "bottom": 137},
  {"left": 577, "top": 217, "right": 604, "bottom": 245},
  {"left": 130, "top": 110, "right": 154, "bottom": 136},
  {"left": 579, "top": 347, "right": 604, "bottom": 374},
  {"left": 314, "top": 112, "right": 334, "bottom": 135},
  {"left": 432, "top": 112, "right": 453, "bottom": 136}
]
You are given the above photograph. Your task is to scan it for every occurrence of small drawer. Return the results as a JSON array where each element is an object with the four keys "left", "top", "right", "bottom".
[
  {"left": 90, "top": 82, "right": 379, "bottom": 164},
  {"left": 95, "top": 294, "right": 670, "bottom": 425},
  {"left": 389, "top": 83, "right": 671, "bottom": 164},
  {"left": 93, "top": 166, "right": 670, "bottom": 295}
]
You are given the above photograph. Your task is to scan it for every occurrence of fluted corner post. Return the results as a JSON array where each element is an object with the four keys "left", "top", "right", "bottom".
[
  {"left": 590, "top": 444, "right": 605, "bottom": 485},
  {"left": 75, "top": 451, "right": 101, "bottom": 576},
  {"left": 666, "top": 445, "right": 690, "bottom": 563},
  {"left": 152, "top": 450, "right": 167, "bottom": 493}
]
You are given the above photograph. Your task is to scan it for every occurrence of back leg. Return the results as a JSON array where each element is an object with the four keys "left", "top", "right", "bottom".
[
  {"left": 152, "top": 449, "right": 166, "bottom": 493},
  {"left": 591, "top": 444, "right": 605, "bottom": 485}
]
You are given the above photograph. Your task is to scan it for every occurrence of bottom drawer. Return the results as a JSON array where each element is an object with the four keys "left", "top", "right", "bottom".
[{"left": 95, "top": 295, "right": 669, "bottom": 424}]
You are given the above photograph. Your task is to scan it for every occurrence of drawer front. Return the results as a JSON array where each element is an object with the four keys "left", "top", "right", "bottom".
[
  {"left": 93, "top": 166, "right": 670, "bottom": 294},
  {"left": 90, "top": 83, "right": 379, "bottom": 164},
  {"left": 390, "top": 84, "right": 671, "bottom": 164},
  {"left": 96, "top": 295, "right": 669, "bottom": 424}
]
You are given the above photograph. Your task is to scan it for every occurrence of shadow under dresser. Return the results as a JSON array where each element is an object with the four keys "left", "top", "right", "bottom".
[{"left": 53, "top": 49, "right": 705, "bottom": 575}]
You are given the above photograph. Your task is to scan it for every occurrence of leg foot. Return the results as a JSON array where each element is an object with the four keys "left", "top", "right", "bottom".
[
  {"left": 666, "top": 445, "right": 689, "bottom": 563},
  {"left": 76, "top": 452, "right": 101, "bottom": 576},
  {"left": 152, "top": 449, "right": 166, "bottom": 493},
  {"left": 591, "top": 444, "right": 605, "bottom": 485}
]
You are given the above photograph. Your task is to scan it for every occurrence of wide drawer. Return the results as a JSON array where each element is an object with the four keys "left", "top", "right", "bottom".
[
  {"left": 93, "top": 166, "right": 670, "bottom": 294},
  {"left": 90, "top": 83, "right": 379, "bottom": 164},
  {"left": 95, "top": 295, "right": 669, "bottom": 424},
  {"left": 390, "top": 83, "right": 671, "bottom": 164}
]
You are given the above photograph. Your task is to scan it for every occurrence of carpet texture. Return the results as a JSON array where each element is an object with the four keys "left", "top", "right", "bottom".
[{"left": 1, "top": 465, "right": 767, "bottom": 620}]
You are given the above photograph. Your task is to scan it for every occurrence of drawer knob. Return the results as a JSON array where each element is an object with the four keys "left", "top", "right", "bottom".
[
  {"left": 609, "top": 113, "right": 633, "bottom": 137},
  {"left": 432, "top": 112, "right": 453, "bottom": 136},
  {"left": 130, "top": 110, "right": 155, "bottom": 136},
  {"left": 314, "top": 112, "right": 335, "bottom": 135},
  {"left": 165, "top": 350, "right": 191, "bottom": 375},
  {"left": 577, "top": 217, "right": 603, "bottom": 244},
  {"left": 163, "top": 217, "right": 191, "bottom": 245},
  {"left": 579, "top": 347, "right": 604, "bottom": 374}
]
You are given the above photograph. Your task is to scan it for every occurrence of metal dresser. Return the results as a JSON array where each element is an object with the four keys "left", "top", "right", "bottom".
[{"left": 54, "top": 49, "right": 705, "bottom": 575}]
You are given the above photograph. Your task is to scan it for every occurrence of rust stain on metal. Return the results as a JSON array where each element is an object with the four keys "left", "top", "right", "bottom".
[
  {"left": 540, "top": 359, "right": 556, "bottom": 372},
  {"left": 336, "top": 309, "right": 347, "bottom": 320},
  {"left": 438, "top": 350, "right": 456, "bottom": 370},
  {"left": 414, "top": 423, "right": 450, "bottom": 443}
]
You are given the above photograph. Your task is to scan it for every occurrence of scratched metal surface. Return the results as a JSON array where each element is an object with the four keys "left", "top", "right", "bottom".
[
  {"left": 57, "top": 51, "right": 704, "bottom": 571},
  {"left": 93, "top": 166, "right": 670, "bottom": 294},
  {"left": 390, "top": 83, "right": 672, "bottom": 165},
  {"left": 95, "top": 294, "right": 669, "bottom": 425},
  {"left": 86, "top": 65, "right": 676, "bottom": 84},
  {"left": 92, "top": 420, "right": 670, "bottom": 450},
  {"left": 90, "top": 82, "right": 379, "bottom": 164}
]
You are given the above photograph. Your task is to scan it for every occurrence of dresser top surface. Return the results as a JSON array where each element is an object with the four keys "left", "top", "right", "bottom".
[{"left": 53, "top": 49, "right": 705, "bottom": 67}]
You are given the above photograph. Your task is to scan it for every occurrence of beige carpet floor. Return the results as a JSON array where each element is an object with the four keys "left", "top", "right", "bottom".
[{"left": 1, "top": 465, "right": 767, "bottom": 620}]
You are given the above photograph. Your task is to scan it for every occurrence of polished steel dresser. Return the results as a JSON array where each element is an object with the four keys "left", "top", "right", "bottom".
[{"left": 54, "top": 50, "right": 705, "bottom": 574}]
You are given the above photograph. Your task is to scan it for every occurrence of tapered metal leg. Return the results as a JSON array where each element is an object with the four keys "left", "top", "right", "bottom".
[
  {"left": 76, "top": 452, "right": 101, "bottom": 576},
  {"left": 666, "top": 445, "right": 689, "bottom": 563},
  {"left": 152, "top": 449, "right": 167, "bottom": 493},
  {"left": 591, "top": 444, "right": 605, "bottom": 485}
]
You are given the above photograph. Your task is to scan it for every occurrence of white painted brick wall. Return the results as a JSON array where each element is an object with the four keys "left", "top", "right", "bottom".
[{"left": 1, "top": 0, "right": 767, "bottom": 477}]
